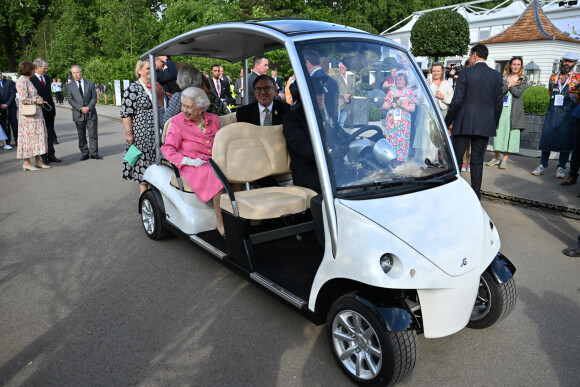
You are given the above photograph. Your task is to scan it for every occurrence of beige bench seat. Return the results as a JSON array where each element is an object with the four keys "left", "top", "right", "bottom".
[
  {"left": 220, "top": 186, "right": 315, "bottom": 220},
  {"left": 212, "top": 122, "right": 317, "bottom": 220}
]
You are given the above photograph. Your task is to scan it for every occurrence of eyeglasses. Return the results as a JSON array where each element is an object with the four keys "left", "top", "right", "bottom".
[
  {"left": 253, "top": 86, "right": 272, "bottom": 92},
  {"left": 511, "top": 56, "right": 523, "bottom": 61},
  {"left": 181, "top": 104, "right": 197, "bottom": 111},
  {"left": 432, "top": 62, "right": 444, "bottom": 65}
]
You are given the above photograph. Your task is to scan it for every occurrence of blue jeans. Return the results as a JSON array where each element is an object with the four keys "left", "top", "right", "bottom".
[
  {"left": 540, "top": 151, "right": 570, "bottom": 169},
  {"left": 338, "top": 108, "right": 348, "bottom": 128}
]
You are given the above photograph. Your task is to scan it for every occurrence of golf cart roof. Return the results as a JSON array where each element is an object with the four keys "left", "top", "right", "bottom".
[{"left": 140, "top": 19, "right": 370, "bottom": 62}]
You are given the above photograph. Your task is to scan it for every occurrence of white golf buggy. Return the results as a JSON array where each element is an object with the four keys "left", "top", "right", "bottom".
[{"left": 138, "top": 20, "right": 516, "bottom": 386}]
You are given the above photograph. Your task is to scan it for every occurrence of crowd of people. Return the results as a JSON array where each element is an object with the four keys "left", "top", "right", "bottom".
[{"left": 2, "top": 47, "right": 579, "bottom": 246}]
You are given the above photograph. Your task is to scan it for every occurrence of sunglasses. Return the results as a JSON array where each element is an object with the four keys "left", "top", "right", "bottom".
[{"left": 511, "top": 56, "right": 523, "bottom": 61}]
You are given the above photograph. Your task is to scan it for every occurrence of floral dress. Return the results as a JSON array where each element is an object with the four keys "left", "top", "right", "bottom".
[
  {"left": 16, "top": 76, "right": 47, "bottom": 159},
  {"left": 384, "top": 87, "right": 416, "bottom": 161},
  {"left": 120, "top": 81, "right": 163, "bottom": 183}
]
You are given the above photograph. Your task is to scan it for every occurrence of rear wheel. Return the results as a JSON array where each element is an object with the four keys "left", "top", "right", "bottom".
[
  {"left": 468, "top": 271, "right": 516, "bottom": 329},
  {"left": 327, "top": 295, "right": 417, "bottom": 386},
  {"left": 141, "top": 190, "right": 171, "bottom": 240}
]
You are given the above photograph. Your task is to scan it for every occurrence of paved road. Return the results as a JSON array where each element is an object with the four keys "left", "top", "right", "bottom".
[{"left": 0, "top": 111, "right": 578, "bottom": 386}]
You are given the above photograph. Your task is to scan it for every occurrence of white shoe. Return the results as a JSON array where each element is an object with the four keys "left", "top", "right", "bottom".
[
  {"left": 3, "top": 144, "right": 12, "bottom": 150},
  {"left": 531, "top": 165, "right": 547, "bottom": 176},
  {"left": 556, "top": 167, "right": 566, "bottom": 179}
]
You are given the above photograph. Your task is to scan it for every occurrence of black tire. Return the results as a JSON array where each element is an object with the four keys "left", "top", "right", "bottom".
[
  {"left": 140, "top": 190, "right": 171, "bottom": 240},
  {"left": 468, "top": 271, "right": 517, "bottom": 329},
  {"left": 327, "top": 295, "right": 417, "bottom": 386}
]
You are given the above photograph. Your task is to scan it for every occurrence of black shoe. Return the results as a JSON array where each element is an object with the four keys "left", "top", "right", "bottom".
[
  {"left": 49, "top": 155, "right": 62, "bottom": 163},
  {"left": 41, "top": 155, "right": 50, "bottom": 164},
  {"left": 90, "top": 153, "right": 103, "bottom": 160},
  {"left": 80, "top": 155, "right": 89, "bottom": 161},
  {"left": 53, "top": 140, "right": 59, "bottom": 145}
]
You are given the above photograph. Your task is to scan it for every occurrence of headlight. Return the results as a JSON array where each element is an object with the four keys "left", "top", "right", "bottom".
[{"left": 380, "top": 254, "right": 394, "bottom": 274}]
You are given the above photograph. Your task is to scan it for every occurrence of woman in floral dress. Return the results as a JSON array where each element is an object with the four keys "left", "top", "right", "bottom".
[
  {"left": 121, "top": 59, "right": 164, "bottom": 196},
  {"left": 15, "top": 61, "right": 50, "bottom": 171},
  {"left": 382, "top": 73, "right": 416, "bottom": 161}
]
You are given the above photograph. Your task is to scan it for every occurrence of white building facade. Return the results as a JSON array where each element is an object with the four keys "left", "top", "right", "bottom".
[{"left": 381, "top": 0, "right": 580, "bottom": 85}]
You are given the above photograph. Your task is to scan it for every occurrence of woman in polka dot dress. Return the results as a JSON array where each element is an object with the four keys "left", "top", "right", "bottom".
[{"left": 121, "top": 59, "right": 164, "bottom": 196}]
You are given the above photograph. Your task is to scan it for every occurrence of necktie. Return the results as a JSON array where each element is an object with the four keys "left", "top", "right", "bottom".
[
  {"left": 264, "top": 109, "right": 271, "bottom": 126},
  {"left": 78, "top": 81, "right": 83, "bottom": 97},
  {"left": 40, "top": 76, "right": 45, "bottom": 87}
]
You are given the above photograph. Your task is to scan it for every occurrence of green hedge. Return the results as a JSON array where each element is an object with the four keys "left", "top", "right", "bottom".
[
  {"left": 369, "top": 106, "right": 381, "bottom": 121},
  {"left": 522, "top": 86, "right": 550, "bottom": 115}
]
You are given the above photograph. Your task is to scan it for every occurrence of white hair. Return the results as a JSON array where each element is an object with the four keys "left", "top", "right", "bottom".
[{"left": 181, "top": 87, "right": 210, "bottom": 111}]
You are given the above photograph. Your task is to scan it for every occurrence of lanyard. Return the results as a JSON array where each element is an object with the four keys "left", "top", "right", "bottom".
[{"left": 558, "top": 72, "right": 573, "bottom": 93}]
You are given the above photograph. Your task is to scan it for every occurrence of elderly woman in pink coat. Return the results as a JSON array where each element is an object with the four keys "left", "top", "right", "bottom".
[{"left": 161, "top": 87, "right": 225, "bottom": 235}]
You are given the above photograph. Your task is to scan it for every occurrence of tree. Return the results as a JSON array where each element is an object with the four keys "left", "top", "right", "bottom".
[
  {"left": 410, "top": 8, "right": 470, "bottom": 61},
  {"left": 96, "top": 0, "right": 159, "bottom": 58}
]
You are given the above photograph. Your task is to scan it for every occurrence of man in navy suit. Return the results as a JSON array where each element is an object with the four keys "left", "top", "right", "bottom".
[
  {"left": 303, "top": 49, "right": 339, "bottom": 128},
  {"left": 209, "top": 64, "right": 234, "bottom": 106},
  {"left": 65, "top": 65, "right": 101, "bottom": 161},
  {"left": 30, "top": 58, "right": 61, "bottom": 164},
  {"left": 236, "top": 75, "right": 289, "bottom": 126},
  {"left": 445, "top": 44, "right": 503, "bottom": 200},
  {"left": 0, "top": 70, "right": 18, "bottom": 146}
]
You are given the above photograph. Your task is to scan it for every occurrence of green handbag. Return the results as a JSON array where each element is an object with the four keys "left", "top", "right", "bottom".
[{"left": 123, "top": 144, "right": 143, "bottom": 167}]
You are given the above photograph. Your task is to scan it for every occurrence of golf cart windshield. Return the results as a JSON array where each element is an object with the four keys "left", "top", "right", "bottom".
[{"left": 295, "top": 40, "right": 456, "bottom": 197}]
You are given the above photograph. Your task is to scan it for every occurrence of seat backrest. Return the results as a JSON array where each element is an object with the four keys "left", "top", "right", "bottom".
[
  {"left": 219, "top": 112, "right": 237, "bottom": 128},
  {"left": 212, "top": 122, "right": 290, "bottom": 183},
  {"left": 162, "top": 117, "right": 172, "bottom": 144}
]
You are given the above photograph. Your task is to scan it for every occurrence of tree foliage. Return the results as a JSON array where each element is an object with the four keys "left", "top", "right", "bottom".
[
  {"left": 2, "top": 0, "right": 497, "bottom": 82},
  {"left": 410, "top": 9, "right": 470, "bottom": 60}
]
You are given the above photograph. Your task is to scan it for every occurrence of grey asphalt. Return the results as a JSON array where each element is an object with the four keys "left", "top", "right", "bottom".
[{"left": 0, "top": 106, "right": 578, "bottom": 386}]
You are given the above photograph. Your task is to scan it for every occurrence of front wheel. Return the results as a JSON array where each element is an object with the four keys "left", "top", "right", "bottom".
[
  {"left": 140, "top": 190, "right": 171, "bottom": 240},
  {"left": 468, "top": 271, "right": 517, "bottom": 329},
  {"left": 327, "top": 295, "right": 417, "bottom": 386}
]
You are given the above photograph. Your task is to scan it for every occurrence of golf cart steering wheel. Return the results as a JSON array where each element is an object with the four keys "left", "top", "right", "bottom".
[{"left": 344, "top": 125, "right": 384, "bottom": 143}]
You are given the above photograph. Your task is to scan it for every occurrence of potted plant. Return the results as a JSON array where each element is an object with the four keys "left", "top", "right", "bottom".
[{"left": 521, "top": 86, "right": 550, "bottom": 150}]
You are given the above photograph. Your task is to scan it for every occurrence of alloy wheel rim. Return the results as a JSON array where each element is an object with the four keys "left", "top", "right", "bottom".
[
  {"left": 471, "top": 276, "right": 492, "bottom": 321},
  {"left": 331, "top": 309, "right": 382, "bottom": 380},
  {"left": 141, "top": 199, "right": 155, "bottom": 235}
]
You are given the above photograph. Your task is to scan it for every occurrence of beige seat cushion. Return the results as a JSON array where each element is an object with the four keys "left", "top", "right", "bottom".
[
  {"left": 170, "top": 172, "right": 195, "bottom": 193},
  {"left": 162, "top": 117, "right": 172, "bottom": 144},
  {"left": 220, "top": 186, "right": 317, "bottom": 220},
  {"left": 219, "top": 112, "right": 237, "bottom": 128},
  {"left": 212, "top": 122, "right": 290, "bottom": 183}
]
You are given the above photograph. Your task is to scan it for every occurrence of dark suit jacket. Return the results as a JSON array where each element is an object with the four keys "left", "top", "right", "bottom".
[
  {"left": 282, "top": 104, "right": 321, "bottom": 193},
  {"left": 247, "top": 72, "right": 259, "bottom": 104},
  {"left": 30, "top": 74, "right": 56, "bottom": 118},
  {"left": 156, "top": 60, "right": 180, "bottom": 94},
  {"left": 445, "top": 61, "right": 503, "bottom": 137},
  {"left": 0, "top": 78, "right": 17, "bottom": 114},
  {"left": 234, "top": 77, "right": 244, "bottom": 105},
  {"left": 273, "top": 76, "right": 283, "bottom": 92},
  {"left": 209, "top": 77, "right": 234, "bottom": 105},
  {"left": 236, "top": 100, "right": 290, "bottom": 126},
  {"left": 64, "top": 79, "right": 98, "bottom": 122},
  {"left": 311, "top": 68, "right": 339, "bottom": 126}
]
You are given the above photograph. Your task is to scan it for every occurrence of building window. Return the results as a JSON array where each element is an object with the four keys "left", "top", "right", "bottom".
[
  {"left": 470, "top": 28, "right": 478, "bottom": 42},
  {"left": 491, "top": 25, "right": 503, "bottom": 37},
  {"left": 479, "top": 27, "right": 490, "bottom": 40}
]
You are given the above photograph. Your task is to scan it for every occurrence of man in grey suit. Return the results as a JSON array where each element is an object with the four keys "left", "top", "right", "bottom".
[
  {"left": 445, "top": 44, "right": 503, "bottom": 200},
  {"left": 332, "top": 62, "right": 356, "bottom": 129},
  {"left": 65, "top": 65, "right": 101, "bottom": 160}
]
